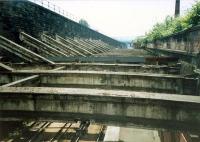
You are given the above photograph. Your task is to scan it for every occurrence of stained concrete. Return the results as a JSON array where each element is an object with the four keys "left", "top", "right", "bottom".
[
  {"left": 104, "top": 126, "right": 161, "bottom": 142},
  {"left": 119, "top": 127, "right": 161, "bottom": 142},
  {"left": 0, "top": 87, "right": 200, "bottom": 131},
  {"left": 0, "top": 70, "right": 196, "bottom": 94}
]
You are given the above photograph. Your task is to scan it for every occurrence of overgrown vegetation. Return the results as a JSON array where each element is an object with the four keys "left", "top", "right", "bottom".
[
  {"left": 134, "top": 1, "right": 200, "bottom": 46},
  {"left": 79, "top": 19, "right": 90, "bottom": 28}
]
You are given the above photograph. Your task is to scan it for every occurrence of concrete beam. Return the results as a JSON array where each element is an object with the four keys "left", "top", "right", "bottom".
[
  {"left": 146, "top": 47, "right": 197, "bottom": 64},
  {"left": 94, "top": 40, "right": 116, "bottom": 49},
  {"left": 86, "top": 39, "right": 111, "bottom": 51},
  {"left": 47, "top": 56, "right": 178, "bottom": 64},
  {"left": 0, "top": 62, "right": 14, "bottom": 72},
  {"left": 0, "top": 87, "right": 200, "bottom": 131},
  {"left": 48, "top": 56, "right": 146, "bottom": 63},
  {"left": 63, "top": 37, "right": 100, "bottom": 54},
  {"left": 0, "top": 36, "right": 55, "bottom": 64},
  {"left": 1, "top": 75, "right": 39, "bottom": 87},
  {"left": 75, "top": 39, "right": 106, "bottom": 53},
  {"left": 85, "top": 39, "right": 111, "bottom": 51},
  {"left": 0, "top": 70, "right": 197, "bottom": 94},
  {"left": 79, "top": 39, "right": 108, "bottom": 53},
  {"left": 41, "top": 34, "right": 84, "bottom": 57},
  {"left": 10, "top": 63, "right": 180, "bottom": 74},
  {"left": 20, "top": 32, "right": 69, "bottom": 57},
  {"left": 0, "top": 66, "right": 65, "bottom": 87}
]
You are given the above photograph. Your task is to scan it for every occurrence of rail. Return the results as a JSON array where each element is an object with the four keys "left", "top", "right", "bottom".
[{"left": 27, "top": 0, "right": 81, "bottom": 23}]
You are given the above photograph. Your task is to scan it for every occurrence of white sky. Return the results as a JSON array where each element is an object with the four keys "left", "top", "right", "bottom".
[{"left": 48, "top": 0, "right": 196, "bottom": 40}]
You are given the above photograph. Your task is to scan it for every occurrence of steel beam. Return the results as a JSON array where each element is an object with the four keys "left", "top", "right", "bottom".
[{"left": 0, "top": 87, "right": 200, "bottom": 131}]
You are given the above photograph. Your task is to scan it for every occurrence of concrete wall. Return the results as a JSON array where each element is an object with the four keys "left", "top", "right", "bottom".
[
  {"left": 146, "top": 25, "right": 200, "bottom": 54},
  {"left": 145, "top": 25, "right": 200, "bottom": 68},
  {"left": 0, "top": 0, "right": 124, "bottom": 47}
]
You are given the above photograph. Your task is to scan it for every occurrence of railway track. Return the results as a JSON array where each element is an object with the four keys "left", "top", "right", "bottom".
[{"left": 0, "top": 121, "right": 106, "bottom": 142}]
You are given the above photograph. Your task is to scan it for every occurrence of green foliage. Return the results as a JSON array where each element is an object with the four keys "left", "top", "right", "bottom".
[
  {"left": 79, "top": 19, "right": 90, "bottom": 28},
  {"left": 135, "top": 1, "right": 200, "bottom": 46}
]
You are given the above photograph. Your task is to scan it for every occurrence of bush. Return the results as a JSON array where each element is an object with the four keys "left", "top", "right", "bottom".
[{"left": 135, "top": 1, "right": 200, "bottom": 46}]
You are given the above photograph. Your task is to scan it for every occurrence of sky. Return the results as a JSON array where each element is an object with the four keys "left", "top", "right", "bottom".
[{"left": 47, "top": 0, "right": 197, "bottom": 41}]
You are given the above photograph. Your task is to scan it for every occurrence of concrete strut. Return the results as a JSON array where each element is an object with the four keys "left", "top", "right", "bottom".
[
  {"left": 0, "top": 87, "right": 200, "bottom": 131},
  {"left": 94, "top": 40, "right": 116, "bottom": 49},
  {"left": 40, "top": 34, "right": 75, "bottom": 56},
  {"left": 20, "top": 32, "right": 69, "bottom": 57},
  {"left": 78, "top": 39, "right": 107, "bottom": 53},
  {"left": 61, "top": 36, "right": 100, "bottom": 54},
  {"left": 0, "top": 36, "right": 55, "bottom": 64},
  {"left": 83, "top": 39, "right": 110, "bottom": 52},
  {"left": 56, "top": 35, "right": 94, "bottom": 56},
  {"left": 85, "top": 39, "right": 111, "bottom": 52},
  {"left": 0, "top": 66, "right": 66, "bottom": 87},
  {"left": 41, "top": 34, "right": 86, "bottom": 57},
  {"left": 0, "top": 62, "right": 14, "bottom": 72}
]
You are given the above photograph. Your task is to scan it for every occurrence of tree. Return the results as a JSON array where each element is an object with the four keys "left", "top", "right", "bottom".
[{"left": 79, "top": 19, "right": 90, "bottom": 28}]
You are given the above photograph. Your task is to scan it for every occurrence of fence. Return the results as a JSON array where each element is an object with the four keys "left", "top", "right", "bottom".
[{"left": 28, "top": 0, "right": 81, "bottom": 23}]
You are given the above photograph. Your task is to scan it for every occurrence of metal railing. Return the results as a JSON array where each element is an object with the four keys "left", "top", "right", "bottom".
[{"left": 27, "top": 0, "right": 81, "bottom": 23}]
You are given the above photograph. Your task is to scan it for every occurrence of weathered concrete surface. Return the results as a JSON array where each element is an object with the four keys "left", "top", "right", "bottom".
[
  {"left": 19, "top": 32, "right": 69, "bottom": 57},
  {"left": 0, "top": 87, "right": 200, "bottom": 131},
  {"left": 59, "top": 36, "right": 100, "bottom": 54},
  {"left": 119, "top": 127, "right": 161, "bottom": 142},
  {"left": 143, "top": 25, "right": 200, "bottom": 67},
  {"left": 0, "top": 70, "right": 196, "bottom": 94},
  {"left": 104, "top": 126, "right": 120, "bottom": 141},
  {"left": 98, "top": 49, "right": 151, "bottom": 57},
  {"left": 48, "top": 56, "right": 146, "bottom": 63},
  {"left": 0, "top": 63, "right": 14, "bottom": 72},
  {"left": 145, "top": 25, "right": 200, "bottom": 54},
  {"left": 47, "top": 56, "right": 179, "bottom": 64},
  {"left": 41, "top": 34, "right": 86, "bottom": 57},
  {"left": 9, "top": 63, "right": 180, "bottom": 75},
  {"left": 146, "top": 47, "right": 198, "bottom": 65},
  {"left": 0, "top": 35, "right": 55, "bottom": 64},
  {"left": 54, "top": 35, "right": 94, "bottom": 56}
]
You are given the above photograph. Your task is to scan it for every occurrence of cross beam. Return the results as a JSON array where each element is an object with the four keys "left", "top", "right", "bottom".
[{"left": 0, "top": 87, "right": 200, "bottom": 132}]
